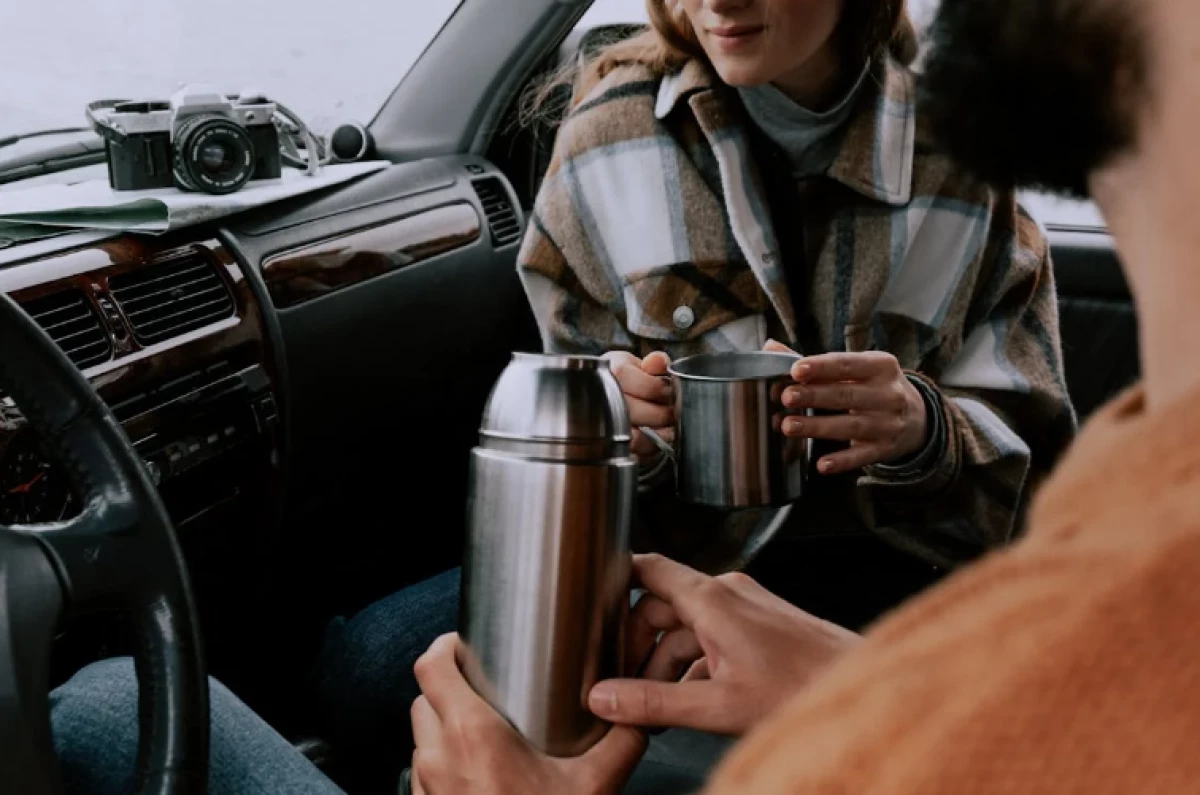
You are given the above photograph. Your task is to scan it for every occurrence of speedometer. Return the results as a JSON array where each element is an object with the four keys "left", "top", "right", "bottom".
[{"left": 0, "top": 438, "right": 73, "bottom": 524}]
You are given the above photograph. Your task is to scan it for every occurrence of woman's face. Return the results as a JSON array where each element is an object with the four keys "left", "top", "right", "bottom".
[{"left": 677, "top": 0, "right": 844, "bottom": 97}]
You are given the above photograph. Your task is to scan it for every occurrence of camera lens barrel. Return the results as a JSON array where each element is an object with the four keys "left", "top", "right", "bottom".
[{"left": 172, "top": 114, "right": 256, "bottom": 195}]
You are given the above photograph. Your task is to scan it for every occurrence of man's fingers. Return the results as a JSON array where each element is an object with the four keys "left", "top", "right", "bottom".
[
  {"left": 627, "top": 593, "right": 682, "bottom": 674},
  {"left": 580, "top": 725, "right": 648, "bottom": 787},
  {"left": 410, "top": 695, "right": 440, "bottom": 748},
  {"left": 682, "top": 657, "right": 710, "bottom": 681},
  {"left": 589, "top": 679, "right": 730, "bottom": 733},
  {"left": 642, "top": 628, "right": 703, "bottom": 682},
  {"left": 631, "top": 554, "right": 713, "bottom": 625},
  {"left": 791, "top": 351, "right": 897, "bottom": 383},
  {"left": 413, "top": 633, "right": 479, "bottom": 717}
]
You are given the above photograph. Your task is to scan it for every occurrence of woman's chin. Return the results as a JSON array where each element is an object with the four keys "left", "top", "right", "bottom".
[{"left": 709, "top": 59, "right": 773, "bottom": 88}]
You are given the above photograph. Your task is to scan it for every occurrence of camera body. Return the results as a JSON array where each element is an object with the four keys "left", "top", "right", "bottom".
[{"left": 94, "top": 85, "right": 281, "bottom": 195}]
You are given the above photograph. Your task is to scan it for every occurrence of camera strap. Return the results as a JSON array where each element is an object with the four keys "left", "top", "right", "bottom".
[{"left": 85, "top": 99, "right": 134, "bottom": 143}]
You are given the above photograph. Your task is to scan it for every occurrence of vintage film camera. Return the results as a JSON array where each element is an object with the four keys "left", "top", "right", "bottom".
[{"left": 87, "top": 85, "right": 288, "bottom": 195}]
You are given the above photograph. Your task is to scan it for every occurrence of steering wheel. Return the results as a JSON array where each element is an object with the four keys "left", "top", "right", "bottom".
[{"left": 0, "top": 291, "right": 208, "bottom": 795}]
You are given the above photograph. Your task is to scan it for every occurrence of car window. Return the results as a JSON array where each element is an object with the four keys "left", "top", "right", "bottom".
[{"left": 0, "top": 0, "right": 463, "bottom": 139}]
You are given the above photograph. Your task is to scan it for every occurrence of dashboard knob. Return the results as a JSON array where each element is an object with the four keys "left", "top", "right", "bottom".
[{"left": 328, "top": 122, "right": 373, "bottom": 163}]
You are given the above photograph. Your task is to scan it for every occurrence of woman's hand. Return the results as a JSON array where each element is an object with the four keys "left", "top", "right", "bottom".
[
  {"left": 411, "top": 634, "right": 646, "bottom": 795},
  {"left": 764, "top": 341, "right": 929, "bottom": 475},
  {"left": 603, "top": 351, "right": 674, "bottom": 466},
  {"left": 588, "top": 554, "right": 861, "bottom": 737}
]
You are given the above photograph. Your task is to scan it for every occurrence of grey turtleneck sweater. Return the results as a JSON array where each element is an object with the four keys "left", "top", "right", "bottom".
[
  {"left": 737, "top": 63, "right": 947, "bottom": 481},
  {"left": 736, "top": 63, "right": 870, "bottom": 178}
]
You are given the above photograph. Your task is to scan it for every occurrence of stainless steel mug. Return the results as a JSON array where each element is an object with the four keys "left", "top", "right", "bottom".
[
  {"left": 460, "top": 353, "right": 636, "bottom": 757},
  {"left": 642, "top": 351, "right": 811, "bottom": 509}
]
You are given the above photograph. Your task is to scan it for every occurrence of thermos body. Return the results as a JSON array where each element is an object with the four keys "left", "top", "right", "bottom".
[{"left": 460, "top": 353, "right": 636, "bottom": 756}]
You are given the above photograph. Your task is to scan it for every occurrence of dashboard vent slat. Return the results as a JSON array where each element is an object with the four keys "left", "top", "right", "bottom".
[
  {"left": 110, "top": 255, "right": 235, "bottom": 345},
  {"left": 471, "top": 178, "right": 523, "bottom": 247},
  {"left": 17, "top": 290, "right": 113, "bottom": 371}
]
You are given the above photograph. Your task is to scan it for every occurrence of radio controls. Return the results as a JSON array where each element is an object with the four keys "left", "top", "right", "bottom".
[{"left": 252, "top": 394, "right": 279, "bottom": 432}]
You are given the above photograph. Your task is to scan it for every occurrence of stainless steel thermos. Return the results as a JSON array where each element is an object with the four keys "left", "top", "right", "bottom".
[{"left": 460, "top": 353, "right": 636, "bottom": 756}]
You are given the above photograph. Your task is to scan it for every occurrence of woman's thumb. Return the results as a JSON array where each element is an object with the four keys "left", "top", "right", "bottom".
[{"left": 642, "top": 350, "right": 671, "bottom": 375}]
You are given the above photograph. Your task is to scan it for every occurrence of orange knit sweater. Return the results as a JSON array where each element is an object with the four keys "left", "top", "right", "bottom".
[{"left": 705, "top": 385, "right": 1200, "bottom": 794}]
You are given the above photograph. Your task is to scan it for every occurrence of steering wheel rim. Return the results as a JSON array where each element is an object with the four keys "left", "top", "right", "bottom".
[{"left": 0, "top": 291, "right": 208, "bottom": 795}]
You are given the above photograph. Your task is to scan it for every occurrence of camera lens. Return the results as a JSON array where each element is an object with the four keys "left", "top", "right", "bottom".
[
  {"left": 198, "top": 141, "right": 234, "bottom": 172},
  {"left": 172, "top": 113, "right": 255, "bottom": 195}
]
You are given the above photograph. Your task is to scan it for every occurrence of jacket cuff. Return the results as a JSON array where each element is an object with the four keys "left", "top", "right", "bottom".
[
  {"left": 872, "top": 374, "right": 945, "bottom": 475},
  {"left": 862, "top": 372, "right": 959, "bottom": 495}
]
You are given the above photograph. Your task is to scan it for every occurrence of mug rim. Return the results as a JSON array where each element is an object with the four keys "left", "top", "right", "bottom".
[{"left": 668, "top": 351, "right": 801, "bottom": 382}]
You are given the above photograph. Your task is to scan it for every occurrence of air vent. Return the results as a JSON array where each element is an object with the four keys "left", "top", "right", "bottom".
[
  {"left": 110, "top": 255, "right": 234, "bottom": 345},
  {"left": 471, "top": 178, "right": 522, "bottom": 246},
  {"left": 18, "top": 289, "right": 113, "bottom": 370}
]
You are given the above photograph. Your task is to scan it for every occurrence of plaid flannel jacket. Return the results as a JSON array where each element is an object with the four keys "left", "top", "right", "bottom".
[{"left": 516, "top": 55, "right": 1076, "bottom": 567}]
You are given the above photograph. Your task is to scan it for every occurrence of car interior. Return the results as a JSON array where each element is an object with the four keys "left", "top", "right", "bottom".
[{"left": 0, "top": 0, "right": 1139, "bottom": 792}]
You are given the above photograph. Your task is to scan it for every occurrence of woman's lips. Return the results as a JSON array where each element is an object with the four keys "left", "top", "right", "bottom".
[{"left": 708, "top": 25, "right": 767, "bottom": 51}]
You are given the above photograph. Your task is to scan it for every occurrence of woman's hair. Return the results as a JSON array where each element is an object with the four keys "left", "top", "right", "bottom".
[{"left": 523, "top": 0, "right": 918, "bottom": 124}]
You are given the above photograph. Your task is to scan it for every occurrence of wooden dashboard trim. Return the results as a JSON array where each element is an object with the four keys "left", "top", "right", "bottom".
[
  {"left": 260, "top": 202, "right": 482, "bottom": 309},
  {"left": 1, "top": 232, "right": 275, "bottom": 413}
]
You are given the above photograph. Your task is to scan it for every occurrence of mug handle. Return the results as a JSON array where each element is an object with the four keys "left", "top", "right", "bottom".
[{"left": 638, "top": 427, "right": 676, "bottom": 461}]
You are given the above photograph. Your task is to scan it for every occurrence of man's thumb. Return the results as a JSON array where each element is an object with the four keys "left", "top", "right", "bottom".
[
  {"left": 764, "top": 338, "right": 796, "bottom": 354},
  {"left": 581, "top": 723, "right": 647, "bottom": 784}
]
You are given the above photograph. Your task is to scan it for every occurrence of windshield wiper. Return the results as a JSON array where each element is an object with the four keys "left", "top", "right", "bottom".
[
  {"left": 0, "top": 127, "right": 93, "bottom": 150},
  {"left": 0, "top": 134, "right": 107, "bottom": 186}
]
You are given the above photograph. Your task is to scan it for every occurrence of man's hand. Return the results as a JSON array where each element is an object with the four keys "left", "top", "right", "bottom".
[
  {"left": 763, "top": 340, "right": 929, "bottom": 474},
  {"left": 588, "top": 555, "right": 861, "bottom": 737},
  {"left": 602, "top": 350, "right": 674, "bottom": 466},
  {"left": 411, "top": 634, "right": 647, "bottom": 795}
]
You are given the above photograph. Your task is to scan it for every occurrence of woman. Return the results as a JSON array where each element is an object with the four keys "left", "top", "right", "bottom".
[
  {"left": 49, "top": 0, "right": 1074, "bottom": 792},
  {"left": 308, "top": 0, "right": 1073, "bottom": 782}
]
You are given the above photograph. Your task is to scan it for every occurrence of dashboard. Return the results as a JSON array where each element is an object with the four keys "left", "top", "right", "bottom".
[
  {"left": 0, "top": 156, "right": 530, "bottom": 555},
  {"left": 0, "top": 234, "right": 281, "bottom": 527}
]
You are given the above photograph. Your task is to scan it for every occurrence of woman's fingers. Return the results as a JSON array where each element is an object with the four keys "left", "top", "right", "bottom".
[
  {"left": 816, "top": 442, "right": 892, "bottom": 474},
  {"left": 628, "top": 396, "right": 674, "bottom": 430},
  {"left": 790, "top": 351, "right": 898, "bottom": 383},
  {"left": 783, "top": 382, "right": 907, "bottom": 413},
  {"left": 781, "top": 412, "right": 902, "bottom": 442},
  {"left": 606, "top": 353, "right": 675, "bottom": 404},
  {"left": 763, "top": 339, "right": 798, "bottom": 355}
]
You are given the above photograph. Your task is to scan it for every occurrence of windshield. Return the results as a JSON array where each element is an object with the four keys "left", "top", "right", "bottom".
[{"left": 0, "top": 0, "right": 463, "bottom": 139}]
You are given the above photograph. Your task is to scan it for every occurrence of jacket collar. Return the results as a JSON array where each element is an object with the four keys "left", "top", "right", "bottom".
[{"left": 654, "top": 56, "right": 916, "bottom": 206}]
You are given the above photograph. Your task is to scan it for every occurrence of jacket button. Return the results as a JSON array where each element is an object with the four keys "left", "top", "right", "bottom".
[{"left": 673, "top": 305, "right": 696, "bottom": 330}]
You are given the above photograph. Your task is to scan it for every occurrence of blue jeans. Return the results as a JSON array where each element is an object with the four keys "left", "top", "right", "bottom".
[
  {"left": 311, "top": 567, "right": 730, "bottom": 791},
  {"left": 50, "top": 657, "right": 344, "bottom": 795},
  {"left": 51, "top": 568, "right": 725, "bottom": 794}
]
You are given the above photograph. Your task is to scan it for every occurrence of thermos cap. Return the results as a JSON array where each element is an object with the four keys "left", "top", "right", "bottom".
[{"left": 478, "top": 353, "right": 632, "bottom": 453}]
